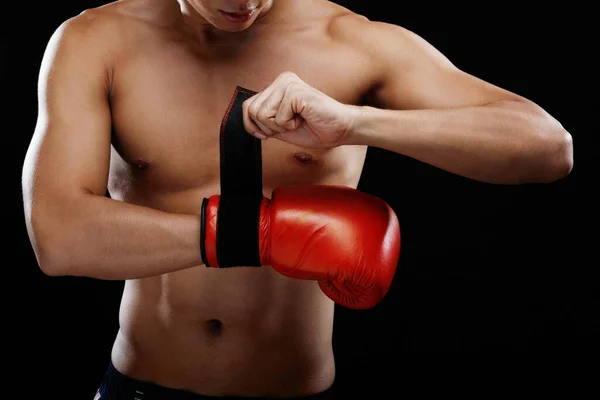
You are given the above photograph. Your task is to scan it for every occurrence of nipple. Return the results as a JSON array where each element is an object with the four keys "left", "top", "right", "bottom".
[
  {"left": 293, "top": 151, "right": 316, "bottom": 164},
  {"left": 131, "top": 159, "right": 150, "bottom": 170}
]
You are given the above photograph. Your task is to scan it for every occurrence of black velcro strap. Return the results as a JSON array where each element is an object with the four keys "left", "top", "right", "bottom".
[
  {"left": 200, "top": 197, "right": 209, "bottom": 267},
  {"left": 216, "top": 86, "right": 263, "bottom": 268}
]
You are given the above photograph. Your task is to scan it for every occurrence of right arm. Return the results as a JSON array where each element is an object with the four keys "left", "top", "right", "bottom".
[{"left": 22, "top": 16, "right": 204, "bottom": 280}]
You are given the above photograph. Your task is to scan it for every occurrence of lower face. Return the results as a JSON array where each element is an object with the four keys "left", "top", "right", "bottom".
[{"left": 187, "top": 0, "right": 272, "bottom": 32}]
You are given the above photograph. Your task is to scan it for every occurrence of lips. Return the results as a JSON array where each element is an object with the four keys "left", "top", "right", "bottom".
[{"left": 219, "top": 9, "right": 256, "bottom": 23}]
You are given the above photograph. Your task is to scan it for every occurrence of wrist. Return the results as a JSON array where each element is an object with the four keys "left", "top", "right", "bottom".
[{"left": 343, "top": 105, "right": 381, "bottom": 146}]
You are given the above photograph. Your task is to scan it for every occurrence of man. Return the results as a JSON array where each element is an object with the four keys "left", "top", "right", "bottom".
[{"left": 21, "top": 0, "right": 573, "bottom": 399}]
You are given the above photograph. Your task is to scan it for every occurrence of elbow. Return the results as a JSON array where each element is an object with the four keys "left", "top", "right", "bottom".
[
  {"left": 540, "top": 126, "right": 574, "bottom": 182},
  {"left": 31, "top": 234, "right": 74, "bottom": 278},
  {"left": 523, "top": 121, "right": 574, "bottom": 184},
  {"left": 26, "top": 210, "right": 77, "bottom": 277},
  {"left": 34, "top": 244, "right": 70, "bottom": 277}
]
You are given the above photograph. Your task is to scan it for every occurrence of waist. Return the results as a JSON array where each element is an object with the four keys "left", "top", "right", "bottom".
[
  {"left": 99, "top": 360, "right": 337, "bottom": 399},
  {"left": 112, "top": 266, "right": 336, "bottom": 396}
]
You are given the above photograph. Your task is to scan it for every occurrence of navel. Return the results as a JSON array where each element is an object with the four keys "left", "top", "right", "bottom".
[
  {"left": 205, "top": 319, "right": 224, "bottom": 336},
  {"left": 293, "top": 151, "right": 316, "bottom": 164}
]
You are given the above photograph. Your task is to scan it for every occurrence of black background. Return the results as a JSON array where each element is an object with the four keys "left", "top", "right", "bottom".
[{"left": 4, "top": 0, "right": 594, "bottom": 398}]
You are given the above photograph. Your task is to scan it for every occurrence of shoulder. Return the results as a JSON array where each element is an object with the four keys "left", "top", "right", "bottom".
[
  {"left": 44, "top": 0, "right": 173, "bottom": 64},
  {"left": 325, "top": 10, "right": 451, "bottom": 69}
]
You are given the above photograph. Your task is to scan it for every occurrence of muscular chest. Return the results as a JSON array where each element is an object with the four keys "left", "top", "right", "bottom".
[{"left": 108, "top": 35, "right": 372, "bottom": 200}]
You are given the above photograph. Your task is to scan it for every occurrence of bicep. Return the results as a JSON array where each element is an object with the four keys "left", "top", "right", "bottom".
[
  {"left": 367, "top": 23, "right": 526, "bottom": 110},
  {"left": 23, "top": 17, "right": 112, "bottom": 211}
]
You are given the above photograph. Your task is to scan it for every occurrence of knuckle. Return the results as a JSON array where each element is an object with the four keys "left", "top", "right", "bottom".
[
  {"left": 247, "top": 103, "right": 259, "bottom": 115},
  {"left": 288, "top": 81, "right": 303, "bottom": 91},
  {"left": 274, "top": 116, "right": 289, "bottom": 127},
  {"left": 256, "top": 106, "right": 270, "bottom": 119},
  {"left": 280, "top": 71, "right": 298, "bottom": 81}
]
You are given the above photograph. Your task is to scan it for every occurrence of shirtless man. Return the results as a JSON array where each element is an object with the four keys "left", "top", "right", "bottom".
[{"left": 21, "top": 0, "right": 573, "bottom": 399}]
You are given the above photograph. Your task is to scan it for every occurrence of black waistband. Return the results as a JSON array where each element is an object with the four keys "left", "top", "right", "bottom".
[{"left": 98, "top": 361, "right": 335, "bottom": 400}]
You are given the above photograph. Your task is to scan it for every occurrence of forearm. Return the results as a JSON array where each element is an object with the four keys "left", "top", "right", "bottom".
[
  {"left": 30, "top": 193, "right": 203, "bottom": 280},
  {"left": 348, "top": 101, "right": 573, "bottom": 184}
]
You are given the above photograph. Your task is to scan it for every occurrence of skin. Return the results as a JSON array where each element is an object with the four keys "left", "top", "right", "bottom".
[{"left": 22, "top": 0, "right": 573, "bottom": 397}]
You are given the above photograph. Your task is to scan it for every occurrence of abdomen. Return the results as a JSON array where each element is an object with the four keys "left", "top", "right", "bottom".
[{"left": 112, "top": 266, "right": 336, "bottom": 397}]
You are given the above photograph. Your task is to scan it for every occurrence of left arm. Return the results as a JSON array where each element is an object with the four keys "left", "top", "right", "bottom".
[{"left": 347, "top": 22, "right": 573, "bottom": 184}]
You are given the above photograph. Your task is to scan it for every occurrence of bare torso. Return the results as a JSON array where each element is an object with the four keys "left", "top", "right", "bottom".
[{"left": 92, "top": 0, "right": 377, "bottom": 396}]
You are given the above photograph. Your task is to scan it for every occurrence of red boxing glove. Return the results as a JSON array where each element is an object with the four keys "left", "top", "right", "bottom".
[{"left": 202, "top": 184, "right": 400, "bottom": 309}]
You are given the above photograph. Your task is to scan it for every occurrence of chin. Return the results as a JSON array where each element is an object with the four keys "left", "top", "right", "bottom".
[
  {"left": 217, "top": 23, "right": 254, "bottom": 32},
  {"left": 204, "top": 16, "right": 252, "bottom": 32}
]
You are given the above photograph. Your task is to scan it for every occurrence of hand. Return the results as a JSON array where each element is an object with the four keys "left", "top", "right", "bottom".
[{"left": 242, "top": 72, "right": 359, "bottom": 148}]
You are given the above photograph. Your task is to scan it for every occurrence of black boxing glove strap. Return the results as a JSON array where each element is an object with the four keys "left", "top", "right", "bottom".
[
  {"left": 201, "top": 86, "right": 263, "bottom": 268},
  {"left": 200, "top": 197, "right": 209, "bottom": 267}
]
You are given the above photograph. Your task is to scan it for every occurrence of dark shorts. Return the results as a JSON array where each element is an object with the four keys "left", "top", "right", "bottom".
[{"left": 95, "top": 362, "right": 336, "bottom": 400}]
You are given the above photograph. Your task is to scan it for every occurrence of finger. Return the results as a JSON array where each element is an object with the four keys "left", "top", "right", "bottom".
[
  {"left": 255, "top": 112, "right": 286, "bottom": 135},
  {"left": 250, "top": 88, "right": 286, "bottom": 135},
  {"left": 246, "top": 84, "right": 276, "bottom": 121},
  {"left": 254, "top": 98, "right": 281, "bottom": 134},
  {"left": 254, "top": 119, "right": 278, "bottom": 136},
  {"left": 257, "top": 85, "right": 292, "bottom": 134},
  {"left": 242, "top": 97, "right": 268, "bottom": 139},
  {"left": 275, "top": 83, "right": 303, "bottom": 131},
  {"left": 246, "top": 93, "right": 279, "bottom": 136},
  {"left": 252, "top": 72, "right": 301, "bottom": 134}
]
